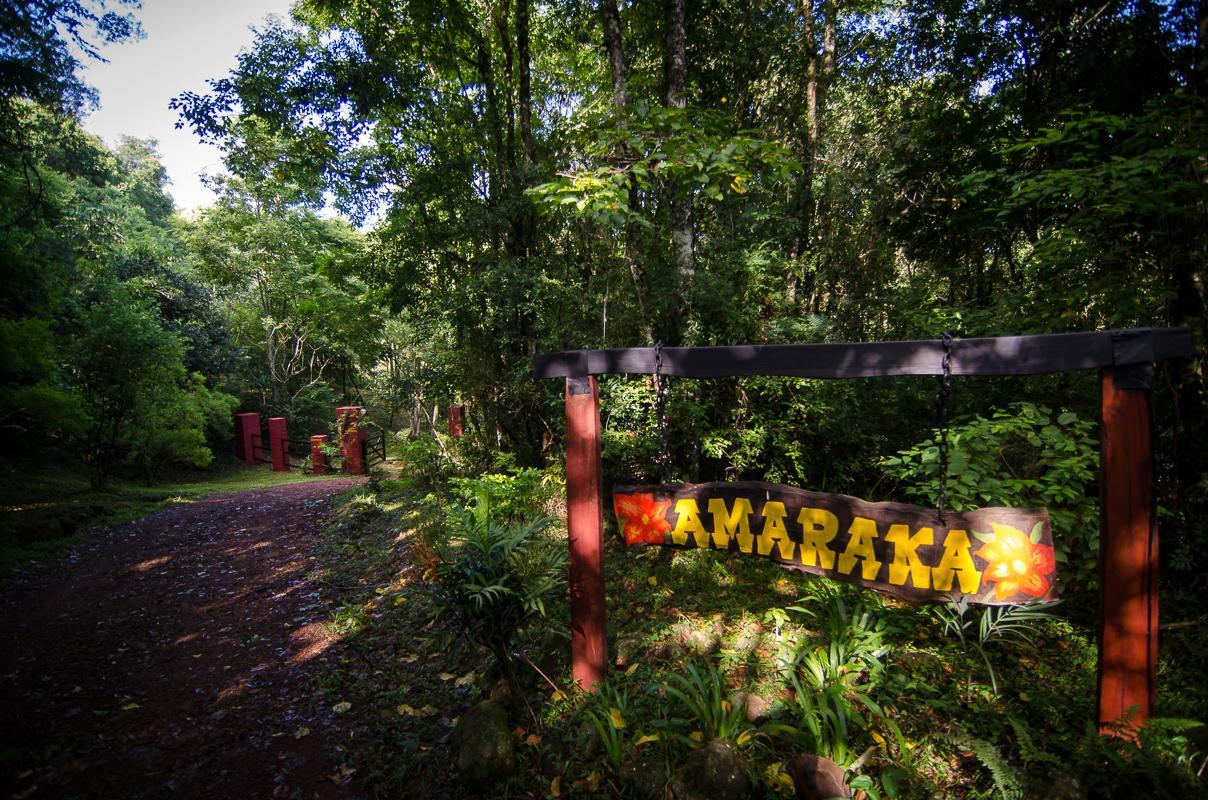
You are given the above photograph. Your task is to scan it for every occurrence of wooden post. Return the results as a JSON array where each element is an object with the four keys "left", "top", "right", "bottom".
[
  {"left": 337, "top": 406, "right": 366, "bottom": 475},
  {"left": 1097, "top": 367, "right": 1158, "bottom": 732},
  {"left": 268, "top": 417, "right": 289, "bottom": 472},
  {"left": 310, "top": 434, "right": 329, "bottom": 475},
  {"left": 448, "top": 405, "right": 464, "bottom": 437},
  {"left": 565, "top": 376, "right": 607, "bottom": 690},
  {"left": 235, "top": 413, "right": 260, "bottom": 465}
]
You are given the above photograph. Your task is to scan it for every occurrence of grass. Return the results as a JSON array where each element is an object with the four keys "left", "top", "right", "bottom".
[
  {"left": 307, "top": 476, "right": 1208, "bottom": 800},
  {"left": 0, "top": 456, "right": 338, "bottom": 576}
]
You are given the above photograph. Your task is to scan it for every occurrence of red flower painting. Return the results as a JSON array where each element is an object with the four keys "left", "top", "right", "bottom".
[
  {"left": 613, "top": 493, "right": 672, "bottom": 545},
  {"left": 974, "top": 522, "right": 1057, "bottom": 601}
]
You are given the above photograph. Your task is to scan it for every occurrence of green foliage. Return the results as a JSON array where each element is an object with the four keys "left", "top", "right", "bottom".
[
  {"left": 448, "top": 462, "right": 557, "bottom": 524},
  {"left": 938, "top": 732, "right": 1024, "bottom": 800},
  {"left": 785, "top": 592, "right": 890, "bottom": 693},
  {"left": 1068, "top": 717, "right": 1208, "bottom": 799},
  {"left": 426, "top": 490, "right": 566, "bottom": 685},
  {"left": 882, "top": 402, "right": 1099, "bottom": 584},
  {"left": 582, "top": 681, "right": 632, "bottom": 769},
  {"left": 661, "top": 661, "right": 752, "bottom": 745},
  {"left": 934, "top": 597, "right": 1060, "bottom": 695},
  {"left": 528, "top": 105, "right": 797, "bottom": 228}
]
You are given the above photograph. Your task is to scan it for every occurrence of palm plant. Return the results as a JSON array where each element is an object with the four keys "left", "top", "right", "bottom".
[
  {"left": 427, "top": 489, "right": 566, "bottom": 692},
  {"left": 934, "top": 596, "right": 1059, "bottom": 694}
]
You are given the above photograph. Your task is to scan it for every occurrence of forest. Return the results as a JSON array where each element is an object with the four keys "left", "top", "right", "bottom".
[{"left": 1, "top": 0, "right": 1206, "bottom": 798}]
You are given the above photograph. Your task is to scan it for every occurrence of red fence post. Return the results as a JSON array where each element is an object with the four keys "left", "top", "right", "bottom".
[
  {"left": 337, "top": 406, "right": 367, "bottom": 476},
  {"left": 310, "top": 434, "right": 329, "bottom": 475},
  {"left": 1098, "top": 367, "right": 1157, "bottom": 733},
  {"left": 565, "top": 376, "right": 607, "bottom": 690},
  {"left": 235, "top": 412, "right": 260, "bottom": 466},
  {"left": 268, "top": 417, "right": 289, "bottom": 472},
  {"left": 448, "top": 405, "right": 464, "bottom": 437}
]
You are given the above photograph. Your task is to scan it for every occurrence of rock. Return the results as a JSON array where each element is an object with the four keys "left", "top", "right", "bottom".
[
  {"left": 652, "top": 639, "right": 685, "bottom": 661},
  {"left": 683, "top": 629, "right": 722, "bottom": 658},
  {"left": 1025, "top": 766, "right": 1084, "bottom": 800},
  {"left": 672, "top": 738, "right": 752, "bottom": 800},
  {"left": 791, "top": 753, "right": 849, "bottom": 800},
  {"left": 486, "top": 676, "right": 514, "bottom": 706},
  {"left": 614, "top": 635, "right": 644, "bottom": 667},
  {"left": 576, "top": 719, "right": 602, "bottom": 758},
  {"left": 731, "top": 691, "right": 772, "bottom": 723},
  {"left": 619, "top": 748, "right": 667, "bottom": 799},
  {"left": 450, "top": 700, "right": 515, "bottom": 789}
]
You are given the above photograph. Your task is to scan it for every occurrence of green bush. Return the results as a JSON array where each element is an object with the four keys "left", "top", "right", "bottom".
[
  {"left": 881, "top": 402, "right": 1098, "bottom": 586},
  {"left": 426, "top": 490, "right": 566, "bottom": 691}
]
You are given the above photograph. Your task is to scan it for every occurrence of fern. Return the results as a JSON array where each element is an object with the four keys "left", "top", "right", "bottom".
[
  {"left": 1008, "top": 716, "right": 1060, "bottom": 766},
  {"left": 938, "top": 732, "right": 1023, "bottom": 800}
]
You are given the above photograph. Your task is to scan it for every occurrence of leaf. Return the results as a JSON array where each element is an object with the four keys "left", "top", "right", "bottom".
[
  {"left": 332, "top": 701, "right": 352, "bottom": 714},
  {"left": 438, "top": 672, "right": 456, "bottom": 681},
  {"left": 1057, "top": 411, "right": 1077, "bottom": 426},
  {"left": 1029, "top": 522, "right": 1045, "bottom": 543},
  {"left": 402, "top": 654, "right": 419, "bottom": 663},
  {"left": 735, "top": 730, "right": 751, "bottom": 746},
  {"left": 625, "top": 662, "right": 640, "bottom": 676},
  {"left": 647, "top": 575, "right": 658, "bottom": 586},
  {"left": 121, "top": 702, "right": 141, "bottom": 711},
  {"left": 634, "top": 733, "right": 660, "bottom": 746},
  {"left": 689, "top": 730, "right": 704, "bottom": 742},
  {"left": 549, "top": 775, "right": 562, "bottom": 798},
  {"left": 525, "top": 733, "right": 543, "bottom": 746},
  {"left": 609, "top": 707, "right": 626, "bottom": 729}
]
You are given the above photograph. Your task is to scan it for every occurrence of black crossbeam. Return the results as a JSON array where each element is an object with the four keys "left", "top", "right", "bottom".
[{"left": 533, "top": 328, "right": 1190, "bottom": 380}]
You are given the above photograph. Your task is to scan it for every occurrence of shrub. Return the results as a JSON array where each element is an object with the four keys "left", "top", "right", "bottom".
[
  {"left": 426, "top": 490, "right": 566, "bottom": 692},
  {"left": 881, "top": 402, "right": 1098, "bottom": 587}
]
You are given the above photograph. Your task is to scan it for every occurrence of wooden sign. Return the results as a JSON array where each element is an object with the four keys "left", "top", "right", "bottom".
[{"left": 613, "top": 481, "right": 1057, "bottom": 605}]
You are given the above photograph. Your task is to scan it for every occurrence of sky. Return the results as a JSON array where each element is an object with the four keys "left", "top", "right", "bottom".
[{"left": 81, "top": 0, "right": 294, "bottom": 213}]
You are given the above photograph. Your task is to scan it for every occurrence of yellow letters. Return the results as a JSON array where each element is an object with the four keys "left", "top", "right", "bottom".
[
  {"left": 670, "top": 499, "right": 710, "bottom": 547},
  {"left": 931, "top": 529, "right": 982, "bottom": 593},
  {"left": 708, "top": 497, "right": 754, "bottom": 551},
  {"left": 797, "top": 507, "right": 838, "bottom": 569},
  {"left": 839, "top": 517, "right": 882, "bottom": 580},
  {"left": 884, "top": 524, "right": 933, "bottom": 588},
  {"left": 757, "top": 501, "right": 796, "bottom": 560}
]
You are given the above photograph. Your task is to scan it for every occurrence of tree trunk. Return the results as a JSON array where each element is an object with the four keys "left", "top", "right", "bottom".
[
  {"left": 599, "top": 0, "right": 652, "bottom": 340},
  {"left": 517, "top": 0, "right": 535, "bottom": 166},
  {"left": 663, "top": 0, "right": 693, "bottom": 339}
]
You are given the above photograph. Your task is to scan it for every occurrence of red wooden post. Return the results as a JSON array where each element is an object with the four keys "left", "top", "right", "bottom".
[
  {"left": 337, "top": 406, "right": 366, "bottom": 476},
  {"left": 310, "top": 434, "right": 329, "bottom": 475},
  {"left": 235, "top": 412, "right": 260, "bottom": 465},
  {"left": 268, "top": 417, "right": 289, "bottom": 472},
  {"left": 448, "top": 405, "right": 464, "bottom": 437},
  {"left": 565, "top": 376, "right": 607, "bottom": 690},
  {"left": 1097, "top": 367, "right": 1158, "bottom": 732}
]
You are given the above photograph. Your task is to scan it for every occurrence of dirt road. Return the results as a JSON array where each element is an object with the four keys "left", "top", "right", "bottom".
[{"left": 1, "top": 478, "right": 367, "bottom": 800}]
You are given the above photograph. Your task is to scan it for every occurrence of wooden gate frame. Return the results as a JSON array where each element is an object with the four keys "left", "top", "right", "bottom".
[{"left": 534, "top": 327, "right": 1190, "bottom": 731}]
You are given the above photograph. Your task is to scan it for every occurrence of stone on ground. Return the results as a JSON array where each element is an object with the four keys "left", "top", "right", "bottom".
[
  {"left": 791, "top": 753, "right": 849, "bottom": 799},
  {"left": 672, "top": 738, "right": 752, "bottom": 800},
  {"left": 451, "top": 700, "right": 515, "bottom": 789}
]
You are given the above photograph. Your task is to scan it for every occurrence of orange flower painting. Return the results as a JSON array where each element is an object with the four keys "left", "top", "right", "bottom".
[
  {"left": 974, "top": 522, "right": 1057, "bottom": 601},
  {"left": 613, "top": 493, "right": 672, "bottom": 546}
]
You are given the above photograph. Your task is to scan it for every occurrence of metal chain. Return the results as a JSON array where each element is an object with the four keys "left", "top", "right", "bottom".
[
  {"left": 936, "top": 332, "right": 954, "bottom": 522},
  {"left": 655, "top": 341, "right": 671, "bottom": 484}
]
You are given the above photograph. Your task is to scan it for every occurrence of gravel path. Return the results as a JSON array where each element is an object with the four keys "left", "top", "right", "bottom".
[{"left": 1, "top": 478, "right": 367, "bottom": 800}]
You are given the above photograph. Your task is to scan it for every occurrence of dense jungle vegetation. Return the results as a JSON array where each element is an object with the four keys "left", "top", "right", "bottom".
[{"left": 1, "top": 0, "right": 1206, "bottom": 797}]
